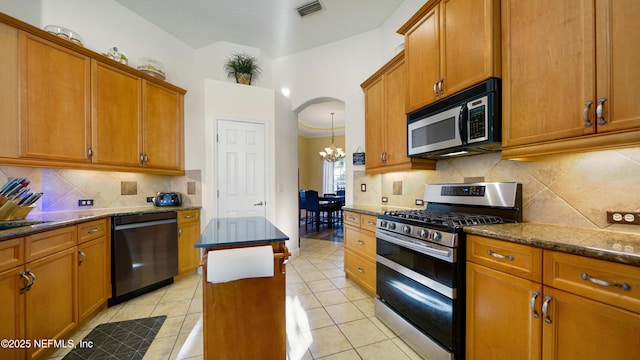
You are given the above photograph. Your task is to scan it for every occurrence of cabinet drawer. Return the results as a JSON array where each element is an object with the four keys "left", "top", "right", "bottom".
[
  {"left": 178, "top": 209, "right": 200, "bottom": 224},
  {"left": 0, "top": 237, "right": 24, "bottom": 272},
  {"left": 467, "top": 235, "right": 542, "bottom": 282},
  {"left": 77, "top": 219, "right": 108, "bottom": 244},
  {"left": 25, "top": 226, "right": 77, "bottom": 262},
  {"left": 543, "top": 250, "right": 640, "bottom": 313},
  {"left": 344, "top": 226, "right": 376, "bottom": 260},
  {"left": 344, "top": 211, "right": 361, "bottom": 227},
  {"left": 360, "top": 214, "right": 378, "bottom": 232},
  {"left": 345, "top": 249, "right": 376, "bottom": 295}
]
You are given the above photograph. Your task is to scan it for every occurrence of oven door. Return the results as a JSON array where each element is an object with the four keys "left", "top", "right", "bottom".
[
  {"left": 376, "top": 229, "right": 463, "bottom": 354},
  {"left": 407, "top": 104, "right": 462, "bottom": 156}
]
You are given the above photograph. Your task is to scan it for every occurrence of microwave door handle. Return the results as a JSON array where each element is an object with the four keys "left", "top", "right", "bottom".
[{"left": 458, "top": 104, "right": 469, "bottom": 145}]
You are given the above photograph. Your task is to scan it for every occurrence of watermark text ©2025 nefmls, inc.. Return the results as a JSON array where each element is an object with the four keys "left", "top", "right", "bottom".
[{"left": 1, "top": 338, "right": 94, "bottom": 350}]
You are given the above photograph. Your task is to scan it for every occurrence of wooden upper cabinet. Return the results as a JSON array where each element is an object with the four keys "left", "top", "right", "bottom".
[
  {"left": 142, "top": 80, "right": 184, "bottom": 170},
  {"left": 502, "top": 0, "right": 640, "bottom": 158},
  {"left": 361, "top": 53, "right": 435, "bottom": 174},
  {"left": 19, "top": 31, "right": 91, "bottom": 162},
  {"left": 399, "top": 0, "right": 501, "bottom": 113},
  {"left": 91, "top": 60, "right": 142, "bottom": 167},
  {"left": 0, "top": 22, "right": 19, "bottom": 159}
]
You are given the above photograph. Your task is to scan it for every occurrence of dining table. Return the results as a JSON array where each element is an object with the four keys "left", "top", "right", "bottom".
[{"left": 319, "top": 195, "right": 345, "bottom": 228}]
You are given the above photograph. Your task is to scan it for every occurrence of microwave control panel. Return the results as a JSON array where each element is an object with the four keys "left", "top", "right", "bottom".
[{"left": 467, "top": 96, "right": 489, "bottom": 142}]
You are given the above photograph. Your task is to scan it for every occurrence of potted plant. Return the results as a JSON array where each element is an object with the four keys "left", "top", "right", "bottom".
[{"left": 224, "top": 53, "right": 262, "bottom": 85}]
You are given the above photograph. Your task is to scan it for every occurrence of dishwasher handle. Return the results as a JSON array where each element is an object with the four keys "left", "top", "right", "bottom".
[{"left": 114, "top": 218, "right": 177, "bottom": 231}]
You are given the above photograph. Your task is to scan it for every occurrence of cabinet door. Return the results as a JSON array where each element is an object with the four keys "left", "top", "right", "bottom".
[
  {"left": 19, "top": 31, "right": 91, "bottom": 162},
  {"left": 364, "top": 76, "right": 386, "bottom": 170},
  {"left": 0, "top": 267, "right": 26, "bottom": 360},
  {"left": 78, "top": 237, "right": 109, "bottom": 321},
  {"left": 404, "top": 3, "right": 441, "bottom": 112},
  {"left": 383, "top": 58, "right": 410, "bottom": 167},
  {"left": 142, "top": 80, "right": 184, "bottom": 170},
  {"left": 25, "top": 246, "right": 78, "bottom": 360},
  {"left": 178, "top": 221, "right": 201, "bottom": 274},
  {"left": 441, "top": 0, "right": 500, "bottom": 96},
  {"left": 502, "top": 0, "right": 596, "bottom": 147},
  {"left": 466, "top": 262, "right": 542, "bottom": 360},
  {"left": 0, "top": 22, "right": 19, "bottom": 158},
  {"left": 595, "top": 0, "right": 640, "bottom": 133},
  {"left": 92, "top": 60, "right": 142, "bottom": 167},
  {"left": 542, "top": 287, "right": 640, "bottom": 360}
]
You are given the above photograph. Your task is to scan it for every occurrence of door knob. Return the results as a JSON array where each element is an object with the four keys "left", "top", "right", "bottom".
[{"left": 253, "top": 201, "right": 264, "bottom": 206}]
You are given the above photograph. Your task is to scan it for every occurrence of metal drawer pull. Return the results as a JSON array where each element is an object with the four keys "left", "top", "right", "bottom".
[
  {"left": 348, "top": 216, "right": 356, "bottom": 221},
  {"left": 596, "top": 97, "right": 607, "bottom": 125},
  {"left": 583, "top": 100, "right": 593, "bottom": 127},
  {"left": 78, "top": 249, "right": 86, "bottom": 265},
  {"left": 183, "top": 215, "right": 194, "bottom": 219},
  {"left": 367, "top": 221, "right": 375, "bottom": 226},
  {"left": 87, "top": 227, "right": 99, "bottom": 233},
  {"left": 20, "top": 271, "right": 31, "bottom": 294},
  {"left": 580, "top": 272, "right": 631, "bottom": 291},
  {"left": 530, "top": 290, "right": 539, "bottom": 318},
  {"left": 357, "top": 267, "right": 365, "bottom": 273},
  {"left": 26, "top": 269, "right": 36, "bottom": 291},
  {"left": 357, "top": 240, "right": 365, "bottom": 245},
  {"left": 542, "top": 295, "right": 552, "bottom": 323},
  {"left": 487, "top": 249, "right": 514, "bottom": 261}
]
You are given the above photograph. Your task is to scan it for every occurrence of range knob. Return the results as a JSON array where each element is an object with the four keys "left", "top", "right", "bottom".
[
  {"left": 387, "top": 222, "right": 396, "bottom": 230},
  {"left": 430, "top": 231, "right": 442, "bottom": 241},
  {"left": 379, "top": 220, "right": 388, "bottom": 228},
  {"left": 419, "top": 229, "right": 429, "bottom": 238},
  {"left": 402, "top": 225, "right": 411, "bottom": 234}
]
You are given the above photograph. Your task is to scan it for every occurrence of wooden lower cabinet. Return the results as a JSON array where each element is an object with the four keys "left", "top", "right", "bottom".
[
  {"left": 25, "top": 246, "right": 78, "bottom": 360},
  {"left": 177, "top": 209, "right": 201, "bottom": 274},
  {"left": 78, "top": 236, "right": 109, "bottom": 321},
  {"left": 0, "top": 266, "right": 26, "bottom": 360},
  {"left": 343, "top": 211, "right": 377, "bottom": 296},
  {"left": 467, "top": 234, "right": 640, "bottom": 360}
]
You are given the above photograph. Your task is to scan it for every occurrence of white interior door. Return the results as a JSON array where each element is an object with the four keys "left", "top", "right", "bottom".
[{"left": 217, "top": 119, "right": 267, "bottom": 218}]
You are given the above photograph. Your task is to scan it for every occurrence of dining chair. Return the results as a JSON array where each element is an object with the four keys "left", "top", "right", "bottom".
[
  {"left": 304, "top": 190, "right": 329, "bottom": 232},
  {"left": 299, "top": 190, "right": 306, "bottom": 223}
]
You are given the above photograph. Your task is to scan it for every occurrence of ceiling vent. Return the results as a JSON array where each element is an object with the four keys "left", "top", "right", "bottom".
[{"left": 297, "top": 0, "right": 323, "bottom": 17}]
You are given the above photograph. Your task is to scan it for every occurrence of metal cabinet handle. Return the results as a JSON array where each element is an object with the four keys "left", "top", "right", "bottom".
[
  {"left": 530, "top": 290, "right": 539, "bottom": 318},
  {"left": 348, "top": 216, "right": 356, "bottom": 221},
  {"left": 438, "top": 78, "right": 444, "bottom": 95},
  {"left": 583, "top": 101, "right": 593, "bottom": 127},
  {"left": 78, "top": 249, "right": 86, "bottom": 265},
  {"left": 357, "top": 267, "right": 365, "bottom": 273},
  {"left": 87, "top": 147, "right": 93, "bottom": 160},
  {"left": 20, "top": 271, "right": 31, "bottom": 294},
  {"left": 183, "top": 215, "right": 194, "bottom": 219},
  {"left": 357, "top": 240, "right": 365, "bottom": 245},
  {"left": 87, "top": 227, "right": 99, "bottom": 233},
  {"left": 487, "top": 249, "right": 514, "bottom": 261},
  {"left": 140, "top": 153, "right": 145, "bottom": 165},
  {"left": 367, "top": 221, "right": 375, "bottom": 226},
  {"left": 596, "top": 98, "right": 607, "bottom": 125},
  {"left": 144, "top": 154, "right": 149, "bottom": 164},
  {"left": 433, "top": 80, "right": 439, "bottom": 96},
  {"left": 542, "top": 295, "right": 552, "bottom": 323},
  {"left": 178, "top": 228, "right": 182, "bottom": 237},
  {"left": 25, "top": 269, "right": 36, "bottom": 291},
  {"left": 581, "top": 272, "right": 630, "bottom": 291},
  {"left": 253, "top": 201, "right": 264, "bottom": 206}
]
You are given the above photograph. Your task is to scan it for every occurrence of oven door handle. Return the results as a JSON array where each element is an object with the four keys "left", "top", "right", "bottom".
[{"left": 377, "top": 230, "right": 453, "bottom": 262}]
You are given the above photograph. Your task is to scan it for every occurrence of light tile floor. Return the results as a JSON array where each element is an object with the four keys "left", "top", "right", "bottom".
[{"left": 48, "top": 237, "right": 423, "bottom": 360}]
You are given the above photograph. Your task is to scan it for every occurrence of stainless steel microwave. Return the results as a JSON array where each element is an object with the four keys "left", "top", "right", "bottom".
[{"left": 407, "top": 78, "right": 501, "bottom": 159}]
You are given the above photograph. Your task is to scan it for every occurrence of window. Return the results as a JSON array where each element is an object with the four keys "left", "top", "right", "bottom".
[{"left": 322, "top": 159, "right": 345, "bottom": 194}]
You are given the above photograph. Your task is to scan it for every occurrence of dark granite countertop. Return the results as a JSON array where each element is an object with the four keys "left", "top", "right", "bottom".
[
  {"left": 195, "top": 216, "right": 289, "bottom": 249},
  {"left": 0, "top": 205, "right": 201, "bottom": 241},
  {"left": 465, "top": 223, "right": 640, "bottom": 267}
]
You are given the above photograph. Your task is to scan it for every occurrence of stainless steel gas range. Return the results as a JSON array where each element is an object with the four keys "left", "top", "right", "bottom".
[{"left": 375, "top": 182, "right": 522, "bottom": 360}]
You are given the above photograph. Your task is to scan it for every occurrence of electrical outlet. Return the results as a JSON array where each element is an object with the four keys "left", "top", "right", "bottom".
[
  {"left": 607, "top": 211, "right": 640, "bottom": 225},
  {"left": 147, "top": 196, "right": 155, "bottom": 203},
  {"left": 415, "top": 199, "right": 424, "bottom": 206},
  {"left": 381, "top": 197, "right": 388, "bottom": 203},
  {"left": 78, "top": 199, "right": 94, "bottom": 206}
]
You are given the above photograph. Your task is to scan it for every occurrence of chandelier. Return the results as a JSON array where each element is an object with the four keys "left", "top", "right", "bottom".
[{"left": 319, "top": 112, "right": 346, "bottom": 162}]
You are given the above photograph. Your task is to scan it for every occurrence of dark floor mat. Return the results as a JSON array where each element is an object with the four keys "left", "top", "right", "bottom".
[{"left": 63, "top": 315, "right": 166, "bottom": 360}]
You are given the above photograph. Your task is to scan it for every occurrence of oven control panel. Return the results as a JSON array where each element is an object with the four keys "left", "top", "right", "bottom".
[
  {"left": 440, "top": 185, "right": 485, "bottom": 197},
  {"left": 377, "top": 219, "right": 456, "bottom": 248}
]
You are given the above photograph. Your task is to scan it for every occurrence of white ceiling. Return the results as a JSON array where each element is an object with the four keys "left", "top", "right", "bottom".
[{"left": 113, "top": 0, "right": 403, "bottom": 137}]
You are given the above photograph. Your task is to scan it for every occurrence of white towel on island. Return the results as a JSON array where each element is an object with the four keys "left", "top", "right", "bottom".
[{"left": 206, "top": 245, "right": 274, "bottom": 283}]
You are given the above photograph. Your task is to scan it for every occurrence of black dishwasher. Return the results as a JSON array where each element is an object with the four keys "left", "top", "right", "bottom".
[{"left": 109, "top": 211, "right": 178, "bottom": 306}]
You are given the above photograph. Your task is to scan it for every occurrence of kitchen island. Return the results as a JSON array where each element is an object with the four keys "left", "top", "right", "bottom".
[{"left": 195, "top": 216, "right": 289, "bottom": 360}]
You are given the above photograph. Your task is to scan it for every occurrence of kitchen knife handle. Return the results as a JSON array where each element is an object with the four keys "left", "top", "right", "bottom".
[{"left": 583, "top": 100, "right": 593, "bottom": 127}]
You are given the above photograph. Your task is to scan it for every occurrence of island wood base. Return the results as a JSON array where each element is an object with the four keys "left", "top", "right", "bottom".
[{"left": 202, "top": 242, "right": 289, "bottom": 360}]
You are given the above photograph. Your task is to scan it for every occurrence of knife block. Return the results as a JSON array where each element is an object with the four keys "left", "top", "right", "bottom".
[{"left": 0, "top": 196, "right": 35, "bottom": 220}]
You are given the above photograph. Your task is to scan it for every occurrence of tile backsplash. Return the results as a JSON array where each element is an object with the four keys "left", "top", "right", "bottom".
[
  {"left": 354, "top": 148, "right": 640, "bottom": 232},
  {"left": 0, "top": 166, "right": 202, "bottom": 214}
]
